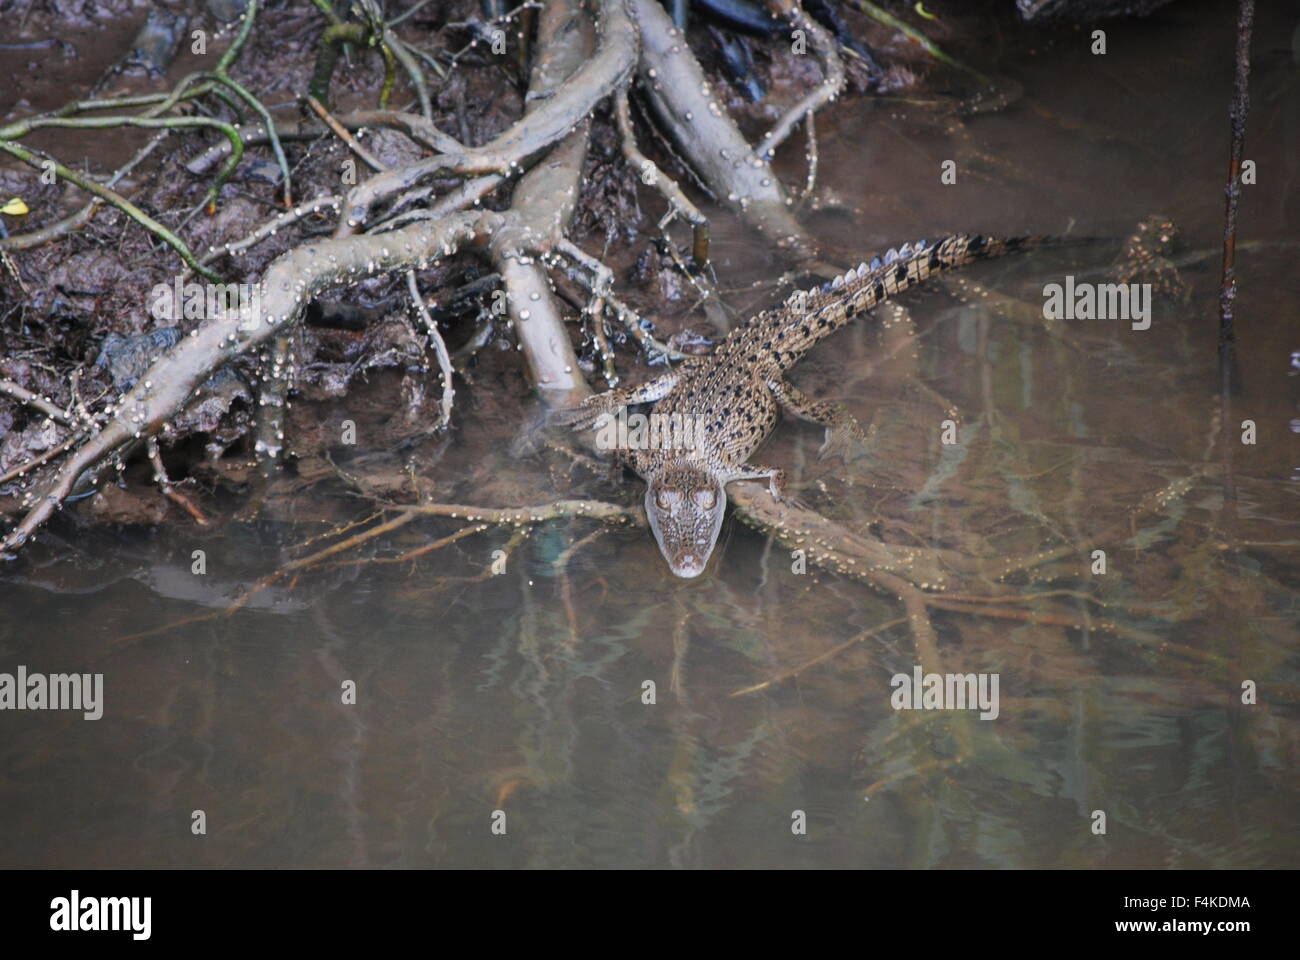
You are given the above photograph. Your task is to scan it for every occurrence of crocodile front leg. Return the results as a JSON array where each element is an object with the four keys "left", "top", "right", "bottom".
[
  {"left": 726, "top": 464, "right": 820, "bottom": 515},
  {"left": 555, "top": 368, "right": 688, "bottom": 431},
  {"left": 767, "top": 376, "right": 872, "bottom": 462},
  {"left": 727, "top": 464, "right": 787, "bottom": 499}
]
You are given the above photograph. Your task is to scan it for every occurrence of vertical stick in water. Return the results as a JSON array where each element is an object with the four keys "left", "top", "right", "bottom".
[{"left": 1218, "top": 0, "right": 1254, "bottom": 513}]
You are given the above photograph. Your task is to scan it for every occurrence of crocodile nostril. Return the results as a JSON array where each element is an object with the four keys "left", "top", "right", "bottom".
[{"left": 672, "top": 552, "right": 705, "bottom": 577}]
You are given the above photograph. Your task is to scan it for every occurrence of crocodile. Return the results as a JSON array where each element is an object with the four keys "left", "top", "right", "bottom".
[{"left": 562, "top": 233, "right": 1046, "bottom": 578}]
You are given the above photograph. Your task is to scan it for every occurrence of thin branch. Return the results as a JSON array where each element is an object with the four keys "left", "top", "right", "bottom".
[
  {"left": 613, "top": 88, "right": 709, "bottom": 266},
  {"left": 730, "top": 616, "right": 908, "bottom": 696},
  {"left": 304, "top": 95, "right": 388, "bottom": 171},
  {"left": 760, "top": 2, "right": 845, "bottom": 158},
  {"left": 0, "top": 379, "right": 73, "bottom": 425},
  {"left": 407, "top": 270, "right": 456, "bottom": 430},
  {"left": 0, "top": 140, "right": 221, "bottom": 281}
]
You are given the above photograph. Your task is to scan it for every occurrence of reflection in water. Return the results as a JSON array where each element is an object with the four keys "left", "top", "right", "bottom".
[{"left": 2, "top": 2, "right": 1298, "bottom": 868}]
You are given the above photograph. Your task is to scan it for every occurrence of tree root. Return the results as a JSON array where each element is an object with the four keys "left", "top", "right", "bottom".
[
  {"left": 146, "top": 436, "right": 209, "bottom": 526},
  {"left": 629, "top": 0, "right": 823, "bottom": 264},
  {"left": 0, "top": 129, "right": 169, "bottom": 252},
  {"left": 729, "top": 469, "right": 1214, "bottom": 667},
  {"left": 2, "top": 0, "right": 875, "bottom": 554},
  {"left": 481, "top": 0, "right": 598, "bottom": 402},
  {"left": 761, "top": 2, "right": 845, "bottom": 159},
  {"left": 2, "top": 210, "right": 498, "bottom": 554},
  {"left": 0, "top": 379, "right": 73, "bottom": 426},
  {"left": 2, "top": 0, "right": 1201, "bottom": 693},
  {"left": 0, "top": 139, "right": 222, "bottom": 281},
  {"left": 333, "top": 0, "right": 638, "bottom": 237},
  {"left": 613, "top": 89, "right": 709, "bottom": 267},
  {"left": 406, "top": 271, "right": 456, "bottom": 430}
]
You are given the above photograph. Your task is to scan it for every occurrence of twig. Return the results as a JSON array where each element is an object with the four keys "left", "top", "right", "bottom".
[
  {"left": 197, "top": 194, "right": 342, "bottom": 267},
  {"left": 760, "top": 2, "right": 844, "bottom": 158},
  {"left": 315, "top": 523, "right": 488, "bottom": 567},
  {"left": 587, "top": 291, "right": 618, "bottom": 387},
  {"left": 385, "top": 32, "right": 434, "bottom": 121},
  {"left": 407, "top": 270, "right": 456, "bottom": 430},
  {"left": 731, "top": 616, "right": 908, "bottom": 696},
  {"left": 345, "top": 109, "right": 465, "bottom": 155},
  {"left": 0, "top": 141, "right": 221, "bottom": 281},
  {"left": 2, "top": 113, "right": 245, "bottom": 214},
  {"left": 552, "top": 242, "right": 689, "bottom": 362},
  {"left": 309, "top": 0, "right": 345, "bottom": 27},
  {"left": 393, "top": 498, "right": 640, "bottom": 526},
  {"left": 183, "top": 112, "right": 462, "bottom": 176},
  {"left": 613, "top": 88, "right": 709, "bottom": 266},
  {"left": 0, "top": 430, "right": 84, "bottom": 486},
  {"left": 846, "top": 0, "right": 992, "bottom": 87},
  {"left": 304, "top": 95, "right": 388, "bottom": 171},
  {"left": 802, "top": 111, "right": 819, "bottom": 199},
  {"left": 214, "top": 0, "right": 292, "bottom": 204},
  {"left": 146, "top": 436, "right": 209, "bottom": 525},
  {"left": 0, "top": 379, "right": 72, "bottom": 425},
  {"left": 0, "top": 130, "right": 168, "bottom": 251},
  {"left": 387, "top": 0, "right": 437, "bottom": 27}
]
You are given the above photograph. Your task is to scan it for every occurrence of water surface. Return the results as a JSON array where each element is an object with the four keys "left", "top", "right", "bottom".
[{"left": 1, "top": 0, "right": 1297, "bottom": 868}]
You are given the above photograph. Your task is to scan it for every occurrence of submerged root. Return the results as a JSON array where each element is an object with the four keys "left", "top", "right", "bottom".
[
  {"left": 730, "top": 465, "right": 1214, "bottom": 669},
  {"left": 113, "top": 494, "right": 636, "bottom": 644}
]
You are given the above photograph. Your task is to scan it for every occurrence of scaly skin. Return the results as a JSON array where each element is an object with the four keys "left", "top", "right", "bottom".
[{"left": 567, "top": 234, "right": 1042, "bottom": 577}]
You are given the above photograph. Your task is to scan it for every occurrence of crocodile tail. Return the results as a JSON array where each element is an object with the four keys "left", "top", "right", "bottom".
[
  {"left": 934, "top": 232, "right": 1100, "bottom": 266},
  {"left": 767, "top": 233, "right": 1105, "bottom": 366},
  {"left": 809, "top": 233, "right": 1102, "bottom": 320}
]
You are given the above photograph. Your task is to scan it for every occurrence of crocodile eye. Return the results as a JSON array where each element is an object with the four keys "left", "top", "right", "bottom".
[
  {"left": 656, "top": 489, "right": 681, "bottom": 510},
  {"left": 694, "top": 488, "right": 716, "bottom": 509}
]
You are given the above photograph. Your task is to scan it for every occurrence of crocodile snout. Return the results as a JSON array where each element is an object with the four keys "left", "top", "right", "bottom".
[{"left": 670, "top": 551, "right": 706, "bottom": 578}]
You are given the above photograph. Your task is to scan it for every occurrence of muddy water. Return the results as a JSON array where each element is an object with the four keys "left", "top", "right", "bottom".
[{"left": 2, "top": 2, "right": 1298, "bottom": 868}]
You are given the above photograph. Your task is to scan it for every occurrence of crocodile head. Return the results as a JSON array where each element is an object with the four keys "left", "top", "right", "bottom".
[{"left": 645, "top": 464, "right": 726, "bottom": 578}]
